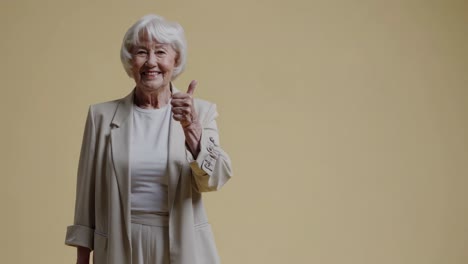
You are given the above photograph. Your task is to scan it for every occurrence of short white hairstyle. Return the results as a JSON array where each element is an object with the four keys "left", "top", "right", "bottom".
[{"left": 120, "top": 14, "right": 187, "bottom": 80}]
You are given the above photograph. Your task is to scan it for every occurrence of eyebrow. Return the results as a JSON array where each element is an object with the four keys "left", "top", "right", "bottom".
[{"left": 135, "top": 44, "right": 168, "bottom": 49}]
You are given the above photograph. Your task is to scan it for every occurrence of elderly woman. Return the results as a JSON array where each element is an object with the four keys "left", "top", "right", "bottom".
[{"left": 65, "top": 14, "right": 233, "bottom": 264}]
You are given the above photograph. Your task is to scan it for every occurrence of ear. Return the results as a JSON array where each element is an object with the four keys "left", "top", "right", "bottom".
[{"left": 174, "top": 52, "right": 180, "bottom": 67}]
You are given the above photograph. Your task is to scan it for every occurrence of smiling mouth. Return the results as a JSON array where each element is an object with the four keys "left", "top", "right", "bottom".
[{"left": 142, "top": 71, "right": 161, "bottom": 77}]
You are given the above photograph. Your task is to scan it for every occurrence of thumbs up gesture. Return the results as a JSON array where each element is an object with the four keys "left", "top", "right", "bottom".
[
  {"left": 171, "top": 80, "right": 202, "bottom": 156},
  {"left": 171, "top": 80, "right": 200, "bottom": 129}
]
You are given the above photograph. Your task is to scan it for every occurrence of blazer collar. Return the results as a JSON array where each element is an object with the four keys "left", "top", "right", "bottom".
[{"left": 111, "top": 89, "right": 134, "bottom": 128}]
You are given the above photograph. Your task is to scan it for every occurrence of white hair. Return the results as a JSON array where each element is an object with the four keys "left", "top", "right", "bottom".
[{"left": 120, "top": 14, "right": 187, "bottom": 80}]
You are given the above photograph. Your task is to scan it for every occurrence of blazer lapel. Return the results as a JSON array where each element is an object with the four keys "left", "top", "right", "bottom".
[
  {"left": 168, "top": 87, "right": 185, "bottom": 213},
  {"left": 110, "top": 90, "right": 134, "bottom": 238}
]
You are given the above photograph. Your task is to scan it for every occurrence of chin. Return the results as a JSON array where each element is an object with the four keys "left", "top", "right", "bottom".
[{"left": 139, "top": 81, "right": 167, "bottom": 91}]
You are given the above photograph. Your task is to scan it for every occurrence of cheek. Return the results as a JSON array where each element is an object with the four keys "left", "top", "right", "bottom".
[
  {"left": 131, "top": 69, "right": 141, "bottom": 81},
  {"left": 131, "top": 67, "right": 139, "bottom": 77},
  {"left": 131, "top": 61, "right": 142, "bottom": 78},
  {"left": 163, "top": 59, "right": 177, "bottom": 73},
  {"left": 159, "top": 65, "right": 171, "bottom": 75}
]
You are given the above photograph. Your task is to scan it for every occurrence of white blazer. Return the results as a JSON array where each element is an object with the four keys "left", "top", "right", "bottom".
[{"left": 65, "top": 87, "right": 233, "bottom": 264}]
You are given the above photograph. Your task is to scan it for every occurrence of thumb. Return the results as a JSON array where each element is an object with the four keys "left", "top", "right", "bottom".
[{"left": 187, "top": 80, "right": 198, "bottom": 95}]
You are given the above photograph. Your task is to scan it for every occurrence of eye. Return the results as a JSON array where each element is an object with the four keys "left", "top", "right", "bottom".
[
  {"left": 156, "top": 50, "right": 166, "bottom": 55},
  {"left": 134, "top": 50, "right": 148, "bottom": 59}
]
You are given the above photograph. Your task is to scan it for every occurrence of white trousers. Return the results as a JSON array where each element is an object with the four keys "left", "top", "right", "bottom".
[{"left": 131, "top": 212, "right": 170, "bottom": 264}]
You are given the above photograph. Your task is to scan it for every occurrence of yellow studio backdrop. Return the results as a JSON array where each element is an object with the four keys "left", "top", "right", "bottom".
[{"left": 1, "top": 0, "right": 467, "bottom": 263}]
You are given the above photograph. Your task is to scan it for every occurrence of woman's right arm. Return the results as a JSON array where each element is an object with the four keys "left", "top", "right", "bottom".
[
  {"left": 77, "top": 246, "right": 91, "bottom": 264},
  {"left": 65, "top": 106, "right": 97, "bottom": 261}
]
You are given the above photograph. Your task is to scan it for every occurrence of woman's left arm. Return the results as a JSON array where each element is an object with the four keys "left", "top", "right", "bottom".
[
  {"left": 187, "top": 102, "right": 233, "bottom": 192},
  {"left": 171, "top": 82, "right": 233, "bottom": 192}
]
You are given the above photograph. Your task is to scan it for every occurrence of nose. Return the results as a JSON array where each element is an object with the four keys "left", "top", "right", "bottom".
[{"left": 145, "top": 52, "right": 157, "bottom": 67}]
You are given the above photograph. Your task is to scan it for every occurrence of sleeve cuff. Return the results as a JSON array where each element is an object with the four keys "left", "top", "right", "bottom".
[
  {"left": 187, "top": 130, "right": 219, "bottom": 177},
  {"left": 188, "top": 131, "right": 227, "bottom": 192},
  {"left": 65, "top": 225, "right": 94, "bottom": 250}
]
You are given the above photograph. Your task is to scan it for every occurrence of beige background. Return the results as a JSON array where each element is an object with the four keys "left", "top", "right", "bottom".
[{"left": 1, "top": 0, "right": 467, "bottom": 263}]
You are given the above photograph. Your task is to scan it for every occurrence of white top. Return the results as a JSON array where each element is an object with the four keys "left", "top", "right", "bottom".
[{"left": 130, "top": 103, "right": 171, "bottom": 214}]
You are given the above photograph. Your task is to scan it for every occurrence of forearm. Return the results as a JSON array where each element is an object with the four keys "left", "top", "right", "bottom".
[
  {"left": 77, "top": 246, "right": 91, "bottom": 264},
  {"left": 184, "top": 121, "right": 202, "bottom": 159}
]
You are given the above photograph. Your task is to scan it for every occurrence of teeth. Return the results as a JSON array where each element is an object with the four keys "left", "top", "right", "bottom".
[{"left": 144, "top": 72, "right": 160, "bottom": 76}]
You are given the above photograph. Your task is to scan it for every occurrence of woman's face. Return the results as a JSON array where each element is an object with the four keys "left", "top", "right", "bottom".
[{"left": 131, "top": 36, "right": 178, "bottom": 93}]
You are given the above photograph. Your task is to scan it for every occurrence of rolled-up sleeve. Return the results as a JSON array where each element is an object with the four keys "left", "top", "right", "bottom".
[
  {"left": 65, "top": 225, "right": 94, "bottom": 249},
  {"left": 65, "top": 106, "right": 97, "bottom": 250},
  {"left": 187, "top": 103, "right": 233, "bottom": 192}
]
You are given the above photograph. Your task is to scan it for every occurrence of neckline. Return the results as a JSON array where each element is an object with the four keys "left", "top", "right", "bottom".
[{"left": 133, "top": 103, "right": 171, "bottom": 114}]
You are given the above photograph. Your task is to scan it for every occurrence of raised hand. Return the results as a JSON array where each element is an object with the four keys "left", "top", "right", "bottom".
[
  {"left": 171, "top": 80, "right": 199, "bottom": 128},
  {"left": 171, "top": 80, "right": 202, "bottom": 157}
]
